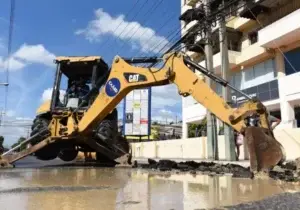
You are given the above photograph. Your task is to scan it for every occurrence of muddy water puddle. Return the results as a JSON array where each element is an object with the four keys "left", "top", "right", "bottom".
[{"left": 0, "top": 168, "right": 300, "bottom": 210}]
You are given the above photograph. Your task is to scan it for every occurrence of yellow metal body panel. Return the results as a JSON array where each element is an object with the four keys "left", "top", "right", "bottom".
[
  {"left": 36, "top": 100, "right": 51, "bottom": 115},
  {"left": 73, "top": 52, "right": 269, "bottom": 136}
]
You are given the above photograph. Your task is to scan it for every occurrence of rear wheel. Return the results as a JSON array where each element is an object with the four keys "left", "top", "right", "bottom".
[
  {"left": 94, "top": 109, "right": 130, "bottom": 164},
  {"left": 30, "top": 116, "right": 60, "bottom": 161},
  {"left": 96, "top": 108, "right": 118, "bottom": 147}
]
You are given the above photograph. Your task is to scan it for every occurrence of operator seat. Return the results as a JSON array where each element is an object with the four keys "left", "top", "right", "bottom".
[{"left": 64, "top": 78, "right": 90, "bottom": 108}]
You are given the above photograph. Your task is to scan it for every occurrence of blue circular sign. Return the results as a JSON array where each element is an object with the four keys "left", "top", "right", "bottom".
[{"left": 105, "top": 78, "right": 121, "bottom": 97}]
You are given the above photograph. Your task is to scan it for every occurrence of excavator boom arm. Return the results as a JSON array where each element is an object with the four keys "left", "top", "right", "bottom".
[
  {"left": 76, "top": 52, "right": 267, "bottom": 135},
  {"left": 73, "top": 52, "right": 285, "bottom": 172}
]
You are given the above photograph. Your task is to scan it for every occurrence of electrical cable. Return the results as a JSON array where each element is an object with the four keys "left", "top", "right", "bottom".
[
  {"left": 118, "top": 1, "right": 189, "bottom": 62},
  {"left": 77, "top": 0, "right": 141, "bottom": 62},
  {"left": 147, "top": 0, "right": 265, "bottom": 68},
  {"left": 116, "top": 0, "right": 165, "bottom": 54},
  {"left": 97, "top": 0, "right": 140, "bottom": 52},
  {"left": 105, "top": 0, "right": 150, "bottom": 56},
  {"left": 246, "top": 4, "right": 298, "bottom": 73}
]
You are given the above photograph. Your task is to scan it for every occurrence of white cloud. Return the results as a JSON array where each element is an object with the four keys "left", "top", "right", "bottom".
[
  {"left": 0, "top": 43, "right": 56, "bottom": 72},
  {"left": 152, "top": 109, "right": 182, "bottom": 124},
  {"left": 5, "top": 110, "right": 16, "bottom": 117},
  {"left": 41, "top": 88, "right": 66, "bottom": 103},
  {"left": 151, "top": 84, "right": 181, "bottom": 109},
  {"left": 0, "top": 56, "right": 26, "bottom": 71},
  {"left": 76, "top": 8, "right": 170, "bottom": 53},
  {"left": 13, "top": 43, "right": 55, "bottom": 67}
]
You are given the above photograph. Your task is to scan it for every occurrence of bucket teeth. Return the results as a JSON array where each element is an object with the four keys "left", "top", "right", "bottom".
[{"left": 244, "top": 127, "right": 285, "bottom": 172}]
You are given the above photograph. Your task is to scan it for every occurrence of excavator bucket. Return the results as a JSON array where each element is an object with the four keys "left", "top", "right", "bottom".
[{"left": 244, "top": 127, "right": 286, "bottom": 173}]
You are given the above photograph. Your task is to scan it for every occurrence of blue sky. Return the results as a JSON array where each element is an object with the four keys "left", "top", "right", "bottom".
[{"left": 0, "top": 0, "right": 182, "bottom": 146}]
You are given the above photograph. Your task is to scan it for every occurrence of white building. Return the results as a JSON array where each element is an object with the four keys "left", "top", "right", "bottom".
[{"left": 180, "top": 0, "right": 300, "bottom": 138}]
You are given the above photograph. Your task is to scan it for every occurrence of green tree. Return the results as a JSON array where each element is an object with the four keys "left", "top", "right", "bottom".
[
  {"left": 151, "top": 126, "right": 160, "bottom": 140},
  {"left": 0, "top": 136, "right": 4, "bottom": 154},
  {"left": 0, "top": 136, "right": 4, "bottom": 146},
  {"left": 11, "top": 137, "right": 27, "bottom": 152},
  {"left": 188, "top": 117, "right": 207, "bottom": 137}
]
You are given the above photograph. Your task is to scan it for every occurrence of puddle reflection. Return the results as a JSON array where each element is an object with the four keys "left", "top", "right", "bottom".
[{"left": 0, "top": 168, "right": 299, "bottom": 210}]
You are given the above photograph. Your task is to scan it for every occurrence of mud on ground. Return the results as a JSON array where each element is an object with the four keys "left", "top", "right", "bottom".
[{"left": 133, "top": 158, "right": 300, "bottom": 182}]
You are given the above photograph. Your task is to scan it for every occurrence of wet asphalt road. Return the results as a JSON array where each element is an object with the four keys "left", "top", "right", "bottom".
[{"left": 1, "top": 157, "right": 300, "bottom": 209}]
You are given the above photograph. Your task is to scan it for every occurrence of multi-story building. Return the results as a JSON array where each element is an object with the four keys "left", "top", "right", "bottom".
[{"left": 180, "top": 0, "right": 300, "bottom": 138}]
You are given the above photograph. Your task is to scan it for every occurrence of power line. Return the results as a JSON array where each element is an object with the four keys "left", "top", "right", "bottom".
[
  {"left": 77, "top": 0, "right": 141, "bottom": 62},
  {"left": 105, "top": 0, "right": 150, "bottom": 57},
  {"left": 116, "top": 0, "right": 165, "bottom": 55},
  {"left": 131, "top": 4, "right": 180, "bottom": 59},
  {"left": 146, "top": 0, "right": 259, "bottom": 68},
  {"left": 97, "top": 0, "right": 141, "bottom": 52},
  {"left": 246, "top": 5, "right": 297, "bottom": 73}
]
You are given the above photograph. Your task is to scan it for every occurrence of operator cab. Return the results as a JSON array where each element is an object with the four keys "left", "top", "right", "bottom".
[{"left": 50, "top": 56, "right": 109, "bottom": 112}]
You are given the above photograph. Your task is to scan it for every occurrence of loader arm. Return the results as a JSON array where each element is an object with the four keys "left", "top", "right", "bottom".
[{"left": 74, "top": 52, "right": 285, "bottom": 172}]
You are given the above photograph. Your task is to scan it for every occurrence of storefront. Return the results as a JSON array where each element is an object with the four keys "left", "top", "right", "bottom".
[{"left": 231, "top": 79, "right": 279, "bottom": 108}]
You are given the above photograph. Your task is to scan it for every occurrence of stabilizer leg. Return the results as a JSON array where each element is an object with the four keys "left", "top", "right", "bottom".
[{"left": 0, "top": 137, "right": 54, "bottom": 168}]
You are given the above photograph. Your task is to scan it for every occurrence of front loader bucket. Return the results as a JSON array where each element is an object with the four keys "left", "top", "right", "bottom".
[{"left": 244, "top": 127, "right": 286, "bottom": 173}]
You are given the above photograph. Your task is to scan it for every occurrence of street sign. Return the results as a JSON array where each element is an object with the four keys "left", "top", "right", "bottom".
[{"left": 123, "top": 88, "right": 151, "bottom": 136}]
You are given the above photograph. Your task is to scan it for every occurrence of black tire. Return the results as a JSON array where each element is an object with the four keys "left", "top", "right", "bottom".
[
  {"left": 58, "top": 146, "right": 78, "bottom": 162},
  {"left": 30, "top": 116, "right": 59, "bottom": 161},
  {"left": 96, "top": 108, "right": 118, "bottom": 147}
]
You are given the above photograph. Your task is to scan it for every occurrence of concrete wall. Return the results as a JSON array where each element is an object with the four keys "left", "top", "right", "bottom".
[
  {"left": 131, "top": 128, "right": 300, "bottom": 161},
  {"left": 131, "top": 135, "right": 247, "bottom": 160}
]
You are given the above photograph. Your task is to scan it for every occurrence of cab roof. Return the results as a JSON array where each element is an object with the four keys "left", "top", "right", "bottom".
[
  {"left": 54, "top": 56, "right": 109, "bottom": 81},
  {"left": 55, "top": 56, "right": 103, "bottom": 63}
]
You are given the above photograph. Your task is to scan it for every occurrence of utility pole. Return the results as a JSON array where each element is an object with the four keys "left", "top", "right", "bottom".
[
  {"left": 0, "top": 109, "right": 4, "bottom": 126},
  {"left": 219, "top": 1, "right": 236, "bottom": 161},
  {"left": 204, "top": 0, "right": 218, "bottom": 160}
]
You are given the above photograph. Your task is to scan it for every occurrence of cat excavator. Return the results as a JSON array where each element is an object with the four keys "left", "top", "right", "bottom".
[{"left": 0, "top": 51, "right": 286, "bottom": 173}]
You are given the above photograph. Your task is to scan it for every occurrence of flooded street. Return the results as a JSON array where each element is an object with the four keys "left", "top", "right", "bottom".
[{"left": 1, "top": 162, "right": 300, "bottom": 210}]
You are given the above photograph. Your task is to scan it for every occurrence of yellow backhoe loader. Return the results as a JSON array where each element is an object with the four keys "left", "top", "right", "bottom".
[{"left": 0, "top": 51, "right": 286, "bottom": 173}]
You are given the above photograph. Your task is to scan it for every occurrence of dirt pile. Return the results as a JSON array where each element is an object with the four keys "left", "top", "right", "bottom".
[
  {"left": 133, "top": 159, "right": 254, "bottom": 178},
  {"left": 269, "top": 158, "right": 300, "bottom": 182},
  {"left": 133, "top": 158, "right": 300, "bottom": 182}
]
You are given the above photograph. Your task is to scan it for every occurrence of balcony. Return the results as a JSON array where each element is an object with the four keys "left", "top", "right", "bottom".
[
  {"left": 199, "top": 50, "right": 241, "bottom": 73},
  {"left": 226, "top": 16, "right": 256, "bottom": 31},
  {"left": 185, "top": 0, "right": 200, "bottom": 7},
  {"left": 258, "top": 9, "right": 300, "bottom": 48},
  {"left": 181, "top": 19, "right": 198, "bottom": 36},
  {"left": 236, "top": 43, "right": 269, "bottom": 67},
  {"left": 179, "top": 7, "right": 205, "bottom": 25}
]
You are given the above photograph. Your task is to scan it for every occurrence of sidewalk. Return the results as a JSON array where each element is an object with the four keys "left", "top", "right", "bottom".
[{"left": 133, "top": 157, "right": 250, "bottom": 168}]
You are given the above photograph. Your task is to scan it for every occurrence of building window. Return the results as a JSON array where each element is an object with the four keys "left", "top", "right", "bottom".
[
  {"left": 248, "top": 31, "right": 258, "bottom": 44},
  {"left": 216, "top": 83, "right": 222, "bottom": 96},
  {"left": 284, "top": 47, "right": 300, "bottom": 76},
  {"left": 230, "top": 59, "right": 276, "bottom": 90}
]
